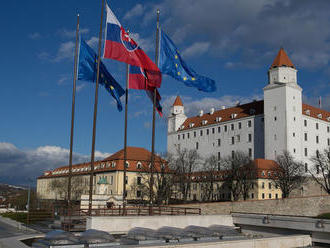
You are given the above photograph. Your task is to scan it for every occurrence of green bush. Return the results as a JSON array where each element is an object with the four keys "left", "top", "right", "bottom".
[
  {"left": 317, "top": 213, "right": 330, "bottom": 219},
  {"left": 0, "top": 212, "right": 28, "bottom": 223}
]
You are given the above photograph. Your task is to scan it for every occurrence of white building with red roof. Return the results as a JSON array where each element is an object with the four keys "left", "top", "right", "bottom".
[{"left": 168, "top": 48, "right": 330, "bottom": 174}]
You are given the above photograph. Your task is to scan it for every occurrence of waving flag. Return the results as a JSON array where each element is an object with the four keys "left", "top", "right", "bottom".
[
  {"left": 129, "top": 65, "right": 162, "bottom": 116},
  {"left": 78, "top": 38, "right": 125, "bottom": 111},
  {"left": 158, "top": 29, "right": 216, "bottom": 92},
  {"left": 103, "top": 3, "right": 161, "bottom": 88}
]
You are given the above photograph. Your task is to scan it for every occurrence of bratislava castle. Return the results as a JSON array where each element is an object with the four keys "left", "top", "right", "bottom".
[{"left": 167, "top": 48, "right": 330, "bottom": 172}]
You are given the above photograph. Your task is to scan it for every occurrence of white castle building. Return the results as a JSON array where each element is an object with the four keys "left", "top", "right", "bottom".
[{"left": 167, "top": 48, "right": 330, "bottom": 173}]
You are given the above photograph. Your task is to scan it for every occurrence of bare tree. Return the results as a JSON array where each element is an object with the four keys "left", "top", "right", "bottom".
[
  {"left": 240, "top": 161, "right": 258, "bottom": 200},
  {"left": 222, "top": 151, "right": 251, "bottom": 201},
  {"left": 171, "top": 148, "right": 200, "bottom": 202},
  {"left": 309, "top": 148, "right": 330, "bottom": 194},
  {"left": 270, "top": 151, "right": 306, "bottom": 198},
  {"left": 49, "top": 176, "right": 85, "bottom": 200},
  {"left": 200, "top": 155, "right": 218, "bottom": 201}
]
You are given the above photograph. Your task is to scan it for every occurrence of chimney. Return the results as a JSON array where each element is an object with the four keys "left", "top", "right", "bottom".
[
  {"left": 210, "top": 108, "right": 215, "bottom": 115},
  {"left": 199, "top": 110, "right": 204, "bottom": 117}
]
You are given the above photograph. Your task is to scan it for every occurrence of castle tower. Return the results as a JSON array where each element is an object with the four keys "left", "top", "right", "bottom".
[
  {"left": 264, "top": 48, "right": 303, "bottom": 160},
  {"left": 167, "top": 96, "right": 187, "bottom": 133}
]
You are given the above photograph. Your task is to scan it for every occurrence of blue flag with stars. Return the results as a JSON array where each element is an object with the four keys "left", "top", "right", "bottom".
[
  {"left": 78, "top": 38, "right": 125, "bottom": 111},
  {"left": 158, "top": 29, "right": 216, "bottom": 92}
]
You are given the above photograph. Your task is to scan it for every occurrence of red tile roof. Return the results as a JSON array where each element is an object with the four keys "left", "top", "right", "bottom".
[
  {"left": 177, "top": 100, "right": 329, "bottom": 132},
  {"left": 179, "top": 100, "right": 264, "bottom": 131},
  {"left": 302, "top": 103, "right": 330, "bottom": 122},
  {"left": 38, "top": 147, "right": 168, "bottom": 179},
  {"left": 270, "top": 48, "right": 295, "bottom": 69},
  {"left": 173, "top": 96, "right": 183, "bottom": 106}
]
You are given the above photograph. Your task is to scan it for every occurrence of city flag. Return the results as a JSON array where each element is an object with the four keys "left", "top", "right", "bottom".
[
  {"left": 103, "top": 3, "right": 161, "bottom": 88},
  {"left": 129, "top": 65, "right": 163, "bottom": 116},
  {"left": 78, "top": 38, "right": 125, "bottom": 111},
  {"left": 158, "top": 29, "right": 216, "bottom": 92}
]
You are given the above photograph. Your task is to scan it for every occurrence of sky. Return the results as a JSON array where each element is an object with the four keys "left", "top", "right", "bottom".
[{"left": 1, "top": 0, "right": 330, "bottom": 185}]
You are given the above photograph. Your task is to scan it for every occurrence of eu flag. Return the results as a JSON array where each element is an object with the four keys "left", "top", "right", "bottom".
[
  {"left": 158, "top": 30, "right": 216, "bottom": 92},
  {"left": 78, "top": 38, "right": 125, "bottom": 111}
]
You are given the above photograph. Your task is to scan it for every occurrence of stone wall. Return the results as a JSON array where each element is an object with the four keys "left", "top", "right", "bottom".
[{"left": 172, "top": 195, "right": 330, "bottom": 217}]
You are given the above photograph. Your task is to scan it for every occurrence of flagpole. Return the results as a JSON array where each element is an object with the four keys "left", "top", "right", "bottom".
[
  {"left": 67, "top": 13, "right": 79, "bottom": 216},
  {"left": 88, "top": 0, "right": 105, "bottom": 216},
  {"left": 123, "top": 30, "right": 130, "bottom": 215},
  {"left": 149, "top": 9, "right": 160, "bottom": 205}
]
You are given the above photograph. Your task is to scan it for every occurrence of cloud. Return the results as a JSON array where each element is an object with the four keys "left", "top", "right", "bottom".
[
  {"left": 37, "top": 52, "right": 51, "bottom": 61},
  {"left": 76, "top": 83, "right": 86, "bottom": 92},
  {"left": 182, "top": 42, "right": 210, "bottom": 57},
  {"left": 146, "top": 0, "right": 330, "bottom": 70},
  {"left": 124, "top": 4, "right": 144, "bottom": 20},
  {"left": 29, "top": 32, "right": 41, "bottom": 40},
  {"left": 161, "top": 94, "right": 262, "bottom": 118},
  {"left": 0, "top": 142, "right": 110, "bottom": 186},
  {"left": 58, "top": 28, "right": 89, "bottom": 39},
  {"left": 54, "top": 41, "right": 75, "bottom": 62},
  {"left": 130, "top": 33, "right": 153, "bottom": 52}
]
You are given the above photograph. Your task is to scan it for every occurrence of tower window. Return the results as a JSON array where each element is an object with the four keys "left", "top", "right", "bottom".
[
  {"left": 224, "top": 125, "right": 227, "bottom": 132},
  {"left": 304, "top": 148, "right": 308, "bottom": 157},
  {"left": 196, "top": 142, "right": 199, "bottom": 150},
  {"left": 316, "top": 123, "right": 319, "bottom": 130},
  {"left": 194, "top": 131, "right": 196, "bottom": 137},
  {"left": 200, "top": 130, "right": 203, "bottom": 136},
  {"left": 304, "top": 120, "right": 307, "bottom": 127},
  {"left": 304, "top": 133, "right": 307, "bottom": 141},
  {"left": 316, "top": 136, "right": 319, "bottom": 144},
  {"left": 238, "top": 122, "right": 242, "bottom": 129},
  {"left": 248, "top": 120, "right": 252, "bottom": 127},
  {"left": 293, "top": 132, "right": 295, "bottom": 137}
]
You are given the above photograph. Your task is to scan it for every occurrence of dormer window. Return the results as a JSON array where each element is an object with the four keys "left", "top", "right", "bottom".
[
  {"left": 180, "top": 125, "right": 185, "bottom": 130},
  {"left": 305, "top": 109, "right": 310, "bottom": 115},
  {"left": 125, "top": 161, "right": 129, "bottom": 168},
  {"left": 317, "top": 113, "right": 322, "bottom": 119},
  {"left": 112, "top": 162, "right": 116, "bottom": 168},
  {"left": 231, "top": 113, "right": 238, "bottom": 119},
  {"left": 216, "top": 117, "right": 222, "bottom": 122},
  {"left": 189, "top": 123, "right": 195, "bottom": 128},
  {"left": 202, "top": 120, "right": 208, "bottom": 125},
  {"left": 249, "top": 109, "right": 256, "bottom": 115},
  {"left": 137, "top": 162, "right": 142, "bottom": 169}
]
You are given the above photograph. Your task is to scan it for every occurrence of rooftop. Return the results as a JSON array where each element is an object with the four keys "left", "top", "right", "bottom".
[{"left": 270, "top": 47, "right": 295, "bottom": 69}]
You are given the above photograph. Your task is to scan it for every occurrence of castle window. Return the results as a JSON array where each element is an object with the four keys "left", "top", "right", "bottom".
[
  {"left": 224, "top": 125, "right": 227, "bottom": 132},
  {"left": 305, "top": 163, "right": 308, "bottom": 173},
  {"left": 231, "top": 124, "right": 234, "bottom": 130},
  {"left": 248, "top": 148, "right": 252, "bottom": 158},
  {"left": 200, "top": 130, "right": 203, "bottom": 136},
  {"left": 316, "top": 135, "right": 319, "bottom": 144},
  {"left": 187, "top": 133, "right": 190, "bottom": 139},
  {"left": 217, "top": 139, "right": 221, "bottom": 147},
  {"left": 206, "top": 129, "right": 209, "bottom": 135},
  {"left": 327, "top": 126, "right": 329, "bottom": 132},
  {"left": 218, "top": 152, "right": 221, "bottom": 160},
  {"left": 304, "top": 120, "right": 307, "bottom": 127},
  {"left": 304, "top": 148, "right": 308, "bottom": 157},
  {"left": 262, "top": 182, "right": 265, "bottom": 188},
  {"left": 248, "top": 133, "right": 252, "bottom": 142},
  {"left": 251, "top": 193, "right": 254, "bottom": 199},
  {"left": 238, "top": 122, "right": 242, "bottom": 129},
  {"left": 231, "top": 136, "right": 235, "bottom": 145},
  {"left": 275, "top": 194, "right": 278, "bottom": 199},
  {"left": 182, "top": 134, "right": 185, "bottom": 140},
  {"left": 316, "top": 123, "right": 319, "bottom": 130},
  {"left": 137, "top": 190, "right": 141, "bottom": 197},
  {"left": 248, "top": 120, "right": 252, "bottom": 127},
  {"left": 137, "top": 176, "right": 142, "bottom": 185},
  {"left": 269, "top": 193, "right": 272, "bottom": 199},
  {"left": 293, "top": 132, "right": 295, "bottom": 137},
  {"left": 218, "top": 127, "right": 221, "bottom": 133},
  {"left": 196, "top": 142, "right": 199, "bottom": 150},
  {"left": 274, "top": 116, "right": 277, "bottom": 121},
  {"left": 194, "top": 131, "right": 196, "bottom": 137},
  {"left": 236, "top": 135, "right": 240, "bottom": 142},
  {"left": 231, "top": 150, "right": 235, "bottom": 158},
  {"left": 212, "top": 128, "right": 215, "bottom": 134},
  {"left": 304, "top": 133, "right": 307, "bottom": 141},
  {"left": 178, "top": 135, "right": 180, "bottom": 140},
  {"left": 293, "top": 148, "right": 296, "bottom": 153}
]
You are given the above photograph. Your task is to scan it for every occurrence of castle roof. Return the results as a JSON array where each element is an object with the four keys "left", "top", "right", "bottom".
[
  {"left": 177, "top": 100, "right": 329, "bottom": 132},
  {"left": 173, "top": 96, "right": 183, "bottom": 106},
  {"left": 270, "top": 48, "right": 295, "bottom": 69},
  {"left": 38, "top": 147, "right": 168, "bottom": 179}
]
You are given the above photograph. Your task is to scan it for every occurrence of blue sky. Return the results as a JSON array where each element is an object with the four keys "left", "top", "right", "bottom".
[{"left": 1, "top": 0, "right": 330, "bottom": 185}]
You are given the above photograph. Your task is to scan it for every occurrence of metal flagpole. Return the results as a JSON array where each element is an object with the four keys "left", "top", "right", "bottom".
[
  {"left": 149, "top": 9, "right": 160, "bottom": 205},
  {"left": 123, "top": 30, "right": 130, "bottom": 215},
  {"left": 67, "top": 13, "right": 80, "bottom": 217},
  {"left": 88, "top": 0, "right": 105, "bottom": 215}
]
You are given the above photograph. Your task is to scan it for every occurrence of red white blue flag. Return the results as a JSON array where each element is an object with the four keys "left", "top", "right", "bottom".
[
  {"left": 129, "top": 65, "right": 163, "bottom": 116},
  {"left": 103, "top": 4, "right": 161, "bottom": 88}
]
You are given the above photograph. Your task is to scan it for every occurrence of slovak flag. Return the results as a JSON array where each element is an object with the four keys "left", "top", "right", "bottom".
[
  {"left": 103, "top": 3, "right": 162, "bottom": 88},
  {"left": 129, "top": 65, "right": 163, "bottom": 116}
]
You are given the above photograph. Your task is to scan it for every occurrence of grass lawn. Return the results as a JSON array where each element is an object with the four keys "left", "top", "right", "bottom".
[{"left": 317, "top": 213, "right": 330, "bottom": 219}]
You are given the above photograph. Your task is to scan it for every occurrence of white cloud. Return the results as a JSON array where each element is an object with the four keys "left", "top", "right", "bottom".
[
  {"left": 54, "top": 41, "right": 75, "bottom": 62},
  {"left": 86, "top": 36, "right": 99, "bottom": 50},
  {"left": 58, "top": 28, "right": 89, "bottom": 39},
  {"left": 0, "top": 142, "right": 110, "bottom": 186},
  {"left": 76, "top": 83, "right": 86, "bottom": 92},
  {"left": 29, "top": 32, "right": 41, "bottom": 40},
  {"left": 130, "top": 33, "right": 153, "bottom": 52},
  {"left": 124, "top": 4, "right": 144, "bottom": 20},
  {"left": 182, "top": 42, "right": 210, "bottom": 57}
]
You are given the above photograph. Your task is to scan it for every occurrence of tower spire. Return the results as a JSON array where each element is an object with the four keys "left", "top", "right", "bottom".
[{"left": 270, "top": 48, "right": 295, "bottom": 69}]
